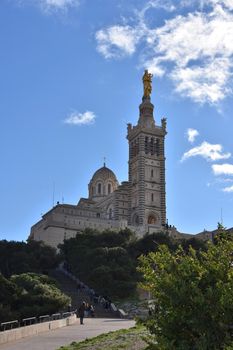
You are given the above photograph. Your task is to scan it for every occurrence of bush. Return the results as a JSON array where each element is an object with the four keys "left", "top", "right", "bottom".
[
  {"left": 0, "top": 272, "right": 70, "bottom": 323},
  {"left": 138, "top": 234, "right": 233, "bottom": 349},
  {"left": 11, "top": 273, "right": 71, "bottom": 318}
]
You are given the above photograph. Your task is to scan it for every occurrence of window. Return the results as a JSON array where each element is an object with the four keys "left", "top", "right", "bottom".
[
  {"left": 155, "top": 138, "right": 160, "bottom": 156},
  {"left": 108, "top": 183, "right": 111, "bottom": 194},
  {"left": 148, "top": 215, "right": 156, "bottom": 224},
  {"left": 151, "top": 193, "right": 154, "bottom": 202},
  {"left": 98, "top": 183, "right": 101, "bottom": 194},
  {"left": 97, "top": 213, "right": 100, "bottom": 218},
  {"left": 132, "top": 213, "right": 140, "bottom": 226},
  {"left": 151, "top": 169, "right": 154, "bottom": 177},
  {"left": 109, "top": 208, "right": 112, "bottom": 219},
  {"left": 150, "top": 137, "right": 154, "bottom": 155},
  {"left": 145, "top": 136, "right": 149, "bottom": 154}
]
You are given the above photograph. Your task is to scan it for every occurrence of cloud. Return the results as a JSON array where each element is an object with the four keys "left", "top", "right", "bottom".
[
  {"left": 186, "top": 128, "right": 199, "bottom": 143},
  {"left": 212, "top": 163, "right": 233, "bottom": 175},
  {"left": 64, "top": 111, "right": 96, "bottom": 125},
  {"left": 96, "top": 1, "right": 233, "bottom": 104},
  {"left": 223, "top": 185, "right": 233, "bottom": 192},
  {"left": 181, "top": 141, "right": 231, "bottom": 162},
  {"left": 16, "top": 0, "right": 79, "bottom": 13},
  {"left": 96, "top": 25, "right": 142, "bottom": 59}
]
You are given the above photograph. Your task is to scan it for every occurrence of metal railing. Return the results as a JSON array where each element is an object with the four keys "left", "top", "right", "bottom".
[
  {"left": 58, "top": 265, "right": 127, "bottom": 318},
  {"left": 1, "top": 320, "right": 19, "bottom": 331},
  {"left": 39, "top": 315, "right": 50, "bottom": 323},
  {"left": 22, "top": 317, "right": 37, "bottom": 326},
  {"left": 0, "top": 311, "right": 76, "bottom": 332}
]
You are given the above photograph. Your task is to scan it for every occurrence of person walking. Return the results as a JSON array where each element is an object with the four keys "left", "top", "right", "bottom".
[{"left": 78, "top": 301, "right": 86, "bottom": 325}]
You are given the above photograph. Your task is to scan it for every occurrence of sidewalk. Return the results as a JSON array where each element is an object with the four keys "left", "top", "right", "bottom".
[{"left": 0, "top": 318, "right": 135, "bottom": 350}]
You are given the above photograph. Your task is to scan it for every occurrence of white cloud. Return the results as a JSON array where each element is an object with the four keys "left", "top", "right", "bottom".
[
  {"left": 16, "top": 0, "right": 79, "bottom": 13},
  {"left": 144, "top": 5, "right": 233, "bottom": 104},
  {"left": 223, "top": 185, "right": 233, "bottom": 192},
  {"left": 96, "top": 1, "right": 233, "bottom": 104},
  {"left": 64, "top": 111, "right": 96, "bottom": 125},
  {"left": 186, "top": 128, "right": 199, "bottom": 143},
  {"left": 181, "top": 141, "right": 231, "bottom": 161},
  {"left": 141, "top": 0, "right": 176, "bottom": 11},
  {"left": 96, "top": 26, "right": 142, "bottom": 59},
  {"left": 170, "top": 58, "right": 232, "bottom": 104},
  {"left": 212, "top": 163, "right": 233, "bottom": 175},
  {"left": 207, "top": 0, "right": 233, "bottom": 10}
]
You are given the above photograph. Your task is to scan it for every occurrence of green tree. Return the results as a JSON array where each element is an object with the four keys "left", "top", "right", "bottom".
[
  {"left": 10, "top": 273, "right": 71, "bottom": 318},
  {"left": 59, "top": 229, "right": 138, "bottom": 298},
  {"left": 0, "top": 240, "right": 60, "bottom": 277},
  {"left": 138, "top": 237, "right": 233, "bottom": 350},
  {"left": 0, "top": 273, "right": 20, "bottom": 322}
]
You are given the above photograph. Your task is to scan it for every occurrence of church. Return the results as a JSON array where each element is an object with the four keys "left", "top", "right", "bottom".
[{"left": 29, "top": 71, "right": 168, "bottom": 248}]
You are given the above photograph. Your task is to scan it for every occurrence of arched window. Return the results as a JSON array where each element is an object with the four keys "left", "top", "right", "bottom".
[
  {"left": 151, "top": 169, "right": 154, "bottom": 177},
  {"left": 109, "top": 208, "right": 112, "bottom": 219},
  {"left": 133, "top": 214, "right": 140, "bottom": 226},
  {"left": 145, "top": 136, "right": 149, "bottom": 154},
  {"left": 155, "top": 138, "right": 160, "bottom": 156},
  {"left": 150, "top": 137, "right": 154, "bottom": 155},
  {"left": 108, "top": 183, "right": 111, "bottom": 194},
  {"left": 151, "top": 193, "right": 154, "bottom": 202},
  {"left": 97, "top": 183, "right": 101, "bottom": 194},
  {"left": 148, "top": 215, "right": 156, "bottom": 224}
]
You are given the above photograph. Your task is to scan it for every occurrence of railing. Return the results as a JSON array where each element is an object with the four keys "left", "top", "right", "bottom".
[
  {"left": 0, "top": 311, "right": 76, "bottom": 332},
  {"left": 1, "top": 320, "right": 19, "bottom": 331},
  {"left": 22, "top": 317, "right": 37, "bottom": 326},
  {"left": 51, "top": 313, "right": 61, "bottom": 320},
  {"left": 39, "top": 315, "right": 50, "bottom": 323},
  {"left": 58, "top": 264, "right": 128, "bottom": 318}
]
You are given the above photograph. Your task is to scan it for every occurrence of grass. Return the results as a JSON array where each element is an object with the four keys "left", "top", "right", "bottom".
[{"left": 57, "top": 326, "right": 148, "bottom": 350}]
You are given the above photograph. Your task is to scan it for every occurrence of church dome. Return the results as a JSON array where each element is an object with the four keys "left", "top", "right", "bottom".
[{"left": 88, "top": 164, "right": 119, "bottom": 201}]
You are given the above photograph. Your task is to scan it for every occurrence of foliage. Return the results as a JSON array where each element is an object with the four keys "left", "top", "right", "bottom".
[
  {"left": 0, "top": 240, "right": 60, "bottom": 278},
  {"left": 60, "top": 229, "right": 138, "bottom": 298},
  {"left": 0, "top": 273, "right": 20, "bottom": 322},
  {"left": 60, "top": 228, "right": 207, "bottom": 299},
  {"left": 11, "top": 273, "right": 71, "bottom": 318},
  {"left": 138, "top": 231, "right": 233, "bottom": 349},
  {"left": 0, "top": 272, "right": 70, "bottom": 323},
  {"left": 57, "top": 326, "right": 148, "bottom": 350}
]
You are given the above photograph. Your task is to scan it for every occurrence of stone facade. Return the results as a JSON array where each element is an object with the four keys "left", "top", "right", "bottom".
[
  {"left": 127, "top": 96, "right": 166, "bottom": 228},
  {"left": 29, "top": 74, "right": 167, "bottom": 248}
]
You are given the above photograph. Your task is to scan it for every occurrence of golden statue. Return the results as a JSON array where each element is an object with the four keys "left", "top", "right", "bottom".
[{"left": 142, "top": 69, "right": 153, "bottom": 98}]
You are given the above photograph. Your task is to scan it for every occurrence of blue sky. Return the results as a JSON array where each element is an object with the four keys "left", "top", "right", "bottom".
[{"left": 1, "top": 0, "right": 233, "bottom": 241}]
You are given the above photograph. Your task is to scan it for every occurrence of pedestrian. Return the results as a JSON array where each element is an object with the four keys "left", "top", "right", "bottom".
[
  {"left": 85, "top": 303, "right": 90, "bottom": 317},
  {"left": 68, "top": 303, "right": 72, "bottom": 312},
  {"left": 78, "top": 301, "right": 86, "bottom": 325},
  {"left": 90, "top": 304, "right": 95, "bottom": 317}
]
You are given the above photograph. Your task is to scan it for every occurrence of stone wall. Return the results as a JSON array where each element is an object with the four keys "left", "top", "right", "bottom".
[{"left": 0, "top": 315, "right": 76, "bottom": 345}]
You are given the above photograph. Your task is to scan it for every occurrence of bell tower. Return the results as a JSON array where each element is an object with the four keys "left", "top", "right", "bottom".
[{"left": 127, "top": 70, "right": 167, "bottom": 229}]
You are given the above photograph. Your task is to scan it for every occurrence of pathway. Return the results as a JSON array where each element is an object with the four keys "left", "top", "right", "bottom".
[{"left": 0, "top": 318, "right": 135, "bottom": 350}]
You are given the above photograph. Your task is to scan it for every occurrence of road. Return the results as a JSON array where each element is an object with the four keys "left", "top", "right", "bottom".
[{"left": 0, "top": 318, "right": 135, "bottom": 350}]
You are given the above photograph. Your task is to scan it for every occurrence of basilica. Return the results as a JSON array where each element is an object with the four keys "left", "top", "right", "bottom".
[{"left": 29, "top": 71, "right": 168, "bottom": 248}]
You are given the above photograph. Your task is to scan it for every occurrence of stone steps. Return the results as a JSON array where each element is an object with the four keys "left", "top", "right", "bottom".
[{"left": 50, "top": 269, "right": 117, "bottom": 318}]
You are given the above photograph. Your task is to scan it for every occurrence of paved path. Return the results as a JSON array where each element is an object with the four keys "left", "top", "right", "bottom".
[{"left": 0, "top": 318, "right": 135, "bottom": 350}]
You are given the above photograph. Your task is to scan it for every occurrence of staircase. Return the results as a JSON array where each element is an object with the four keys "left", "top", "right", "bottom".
[{"left": 50, "top": 269, "right": 118, "bottom": 318}]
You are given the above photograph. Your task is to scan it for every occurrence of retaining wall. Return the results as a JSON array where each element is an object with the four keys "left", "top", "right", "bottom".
[{"left": 0, "top": 315, "right": 77, "bottom": 345}]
